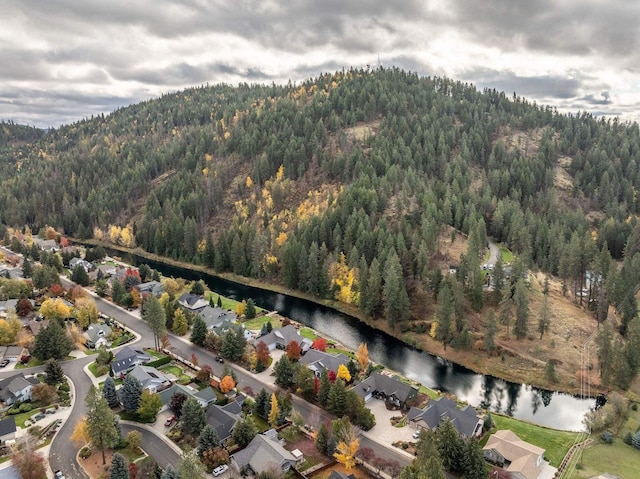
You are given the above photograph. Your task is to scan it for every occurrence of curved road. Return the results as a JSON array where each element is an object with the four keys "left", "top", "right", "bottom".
[{"left": 43, "top": 285, "right": 413, "bottom": 477}]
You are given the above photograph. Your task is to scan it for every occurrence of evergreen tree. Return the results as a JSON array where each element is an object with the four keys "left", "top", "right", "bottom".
[
  {"left": 120, "top": 374, "right": 143, "bottom": 414},
  {"left": 274, "top": 355, "right": 296, "bottom": 389},
  {"left": 204, "top": 234, "right": 216, "bottom": 268},
  {"left": 538, "top": 276, "right": 551, "bottom": 339},
  {"left": 142, "top": 295, "right": 166, "bottom": 350},
  {"left": 514, "top": 279, "right": 529, "bottom": 339},
  {"left": 362, "top": 257, "right": 382, "bottom": 319},
  {"left": 71, "top": 264, "right": 90, "bottom": 286},
  {"left": 32, "top": 320, "right": 73, "bottom": 361},
  {"left": 327, "top": 379, "right": 347, "bottom": 416},
  {"left": 245, "top": 298, "right": 257, "bottom": 319},
  {"left": 382, "top": 251, "right": 410, "bottom": 328},
  {"left": 221, "top": 328, "right": 247, "bottom": 361},
  {"left": 160, "top": 465, "right": 180, "bottom": 479},
  {"left": 190, "top": 280, "right": 205, "bottom": 296},
  {"left": 484, "top": 310, "right": 498, "bottom": 356},
  {"left": 111, "top": 279, "right": 126, "bottom": 305},
  {"left": 461, "top": 438, "right": 489, "bottom": 479},
  {"left": 86, "top": 386, "right": 120, "bottom": 465},
  {"left": 318, "top": 369, "right": 331, "bottom": 406},
  {"left": 181, "top": 397, "right": 206, "bottom": 437},
  {"left": 315, "top": 421, "right": 329, "bottom": 454},
  {"left": 102, "top": 376, "right": 120, "bottom": 408},
  {"left": 44, "top": 359, "right": 65, "bottom": 385},
  {"left": 436, "top": 418, "right": 464, "bottom": 474},
  {"left": 197, "top": 424, "right": 220, "bottom": 458},
  {"left": 232, "top": 417, "right": 258, "bottom": 448},
  {"left": 255, "top": 388, "right": 271, "bottom": 419},
  {"left": 22, "top": 258, "right": 33, "bottom": 278},
  {"left": 109, "top": 452, "right": 129, "bottom": 479},
  {"left": 596, "top": 321, "right": 614, "bottom": 384},
  {"left": 190, "top": 315, "right": 207, "bottom": 346},
  {"left": 436, "top": 280, "right": 454, "bottom": 349}
]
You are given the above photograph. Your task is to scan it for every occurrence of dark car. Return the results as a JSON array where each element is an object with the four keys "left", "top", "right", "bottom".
[
  {"left": 0, "top": 359, "right": 9, "bottom": 368},
  {"left": 216, "top": 356, "right": 224, "bottom": 363}
]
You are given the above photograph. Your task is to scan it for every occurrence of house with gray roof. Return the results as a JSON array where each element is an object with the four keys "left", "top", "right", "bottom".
[
  {"left": 483, "top": 430, "right": 556, "bottom": 479},
  {"left": 0, "top": 299, "right": 18, "bottom": 318},
  {"left": 83, "top": 323, "right": 112, "bottom": 349},
  {"left": 69, "top": 257, "right": 92, "bottom": 272},
  {"left": 198, "top": 306, "right": 237, "bottom": 330},
  {"left": 299, "top": 349, "right": 350, "bottom": 377},
  {"left": 136, "top": 281, "right": 164, "bottom": 297},
  {"left": 0, "top": 373, "right": 39, "bottom": 406},
  {"left": 177, "top": 293, "right": 209, "bottom": 312},
  {"left": 111, "top": 346, "right": 152, "bottom": 376},
  {"left": 0, "top": 346, "right": 29, "bottom": 362},
  {"left": 158, "top": 384, "right": 219, "bottom": 410},
  {"left": 205, "top": 396, "right": 245, "bottom": 444},
  {"left": 407, "top": 396, "right": 483, "bottom": 438},
  {"left": 255, "top": 325, "right": 312, "bottom": 353},
  {"left": 0, "top": 417, "right": 17, "bottom": 445},
  {"left": 231, "top": 432, "right": 299, "bottom": 474},
  {"left": 127, "top": 365, "right": 171, "bottom": 393},
  {"left": 353, "top": 372, "right": 418, "bottom": 409},
  {"left": 32, "top": 238, "right": 58, "bottom": 252}
]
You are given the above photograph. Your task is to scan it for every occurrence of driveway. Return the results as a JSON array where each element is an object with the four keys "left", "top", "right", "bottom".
[{"left": 363, "top": 399, "right": 419, "bottom": 446}]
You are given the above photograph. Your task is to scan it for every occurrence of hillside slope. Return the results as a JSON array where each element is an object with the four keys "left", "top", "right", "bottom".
[{"left": 2, "top": 68, "right": 640, "bottom": 393}]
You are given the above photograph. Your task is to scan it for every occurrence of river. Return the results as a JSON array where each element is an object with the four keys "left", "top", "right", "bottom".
[{"left": 114, "top": 251, "right": 594, "bottom": 431}]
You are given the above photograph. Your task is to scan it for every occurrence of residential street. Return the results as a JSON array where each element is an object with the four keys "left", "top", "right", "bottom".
[{"left": 11, "top": 282, "right": 414, "bottom": 477}]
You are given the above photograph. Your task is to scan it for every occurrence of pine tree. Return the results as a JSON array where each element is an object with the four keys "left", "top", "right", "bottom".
[
  {"left": 315, "top": 421, "right": 329, "bottom": 454},
  {"left": 382, "top": 251, "right": 410, "bottom": 328},
  {"left": 514, "top": 279, "right": 529, "bottom": 339},
  {"left": 245, "top": 298, "right": 257, "bottom": 319},
  {"left": 436, "top": 280, "right": 454, "bottom": 350},
  {"left": 197, "top": 425, "right": 220, "bottom": 458},
  {"left": 232, "top": 417, "right": 258, "bottom": 448},
  {"left": 327, "top": 380, "right": 347, "bottom": 416},
  {"left": 484, "top": 310, "right": 498, "bottom": 356},
  {"left": 436, "top": 418, "right": 464, "bottom": 474},
  {"left": 71, "top": 264, "right": 90, "bottom": 286},
  {"left": 142, "top": 295, "right": 166, "bottom": 350},
  {"left": 44, "top": 359, "right": 65, "bottom": 385},
  {"left": 181, "top": 397, "right": 206, "bottom": 437},
  {"left": 86, "top": 386, "right": 120, "bottom": 465},
  {"left": 190, "top": 315, "right": 208, "bottom": 346},
  {"left": 160, "top": 465, "right": 180, "bottom": 479},
  {"left": 109, "top": 452, "right": 129, "bottom": 479},
  {"left": 102, "top": 376, "right": 120, "bottom": 408},
  {"left": 274, "top": 355, "right": 296, "bottom": 389},
  {"left": 32, "top": 320, "right": 73, "bottom": 361},
  {"left": 255, "top": 388, "right": 271, "bottom": 419},
  {"left": 538, "top": 276, "right": 551, "bottom": 339},
  {"left": 461, "top": 438, "right": 489, "bottom": 479},
  {"left": 318, "top": 369, "right": 331, "bottom": 406},
  {"left": 120, "top": 375, "right": 143, "bottom": 414}
]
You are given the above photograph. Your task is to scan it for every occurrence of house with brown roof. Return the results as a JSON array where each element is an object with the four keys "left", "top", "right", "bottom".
[{"left": 483, "top": 430, "right": 557, "bottom": 479}]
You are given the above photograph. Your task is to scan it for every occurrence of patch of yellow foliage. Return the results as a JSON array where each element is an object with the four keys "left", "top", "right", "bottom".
[{"left": 328, "top": 253, "right": 359, "bottom": 305}]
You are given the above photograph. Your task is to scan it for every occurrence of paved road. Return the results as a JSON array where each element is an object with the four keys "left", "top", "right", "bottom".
[{"left": 120, "top": 424, "right": 181, "bottom": 470}]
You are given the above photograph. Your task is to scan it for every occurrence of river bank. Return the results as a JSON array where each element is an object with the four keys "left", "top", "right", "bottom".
[{"left": 75, "top": 239, "right": 598, "bottom": 398}]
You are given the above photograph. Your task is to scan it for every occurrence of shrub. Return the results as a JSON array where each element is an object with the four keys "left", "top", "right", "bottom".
[
  {"left": 601, "top": 431, "right": 614, "bottom": 444},
  {"left": 80, "top": 446, "right": 92, "bottom": 459},
  {"left": 632, "top": 403, "right": 638, "bottom": 411},
  {"left": 58, "top": 383, "right": 70, "bottom": 392},
  {"left": 146, "top": 356, "right": 172, "bottom": 368},
  {"left": 19, "top": 403, "right": 33, "bottom": 413},
  {"left": 623, "top": 432, "right": 633, "bottom": 445}
]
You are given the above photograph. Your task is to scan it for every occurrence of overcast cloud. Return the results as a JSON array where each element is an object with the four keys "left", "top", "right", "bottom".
[{"left": 1, "top": 0, "right": 639, "bottom": 128}]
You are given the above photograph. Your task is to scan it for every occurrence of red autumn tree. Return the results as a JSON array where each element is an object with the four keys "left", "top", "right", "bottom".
[
  {"left": 286, "top": 340, "right": 302, "bottom": 360},
  {"left": 312, "top": 337, "right": 327, "bottom": 352},
  {"left": 255, "top": 340, "right": 271, "bottom": 367}
]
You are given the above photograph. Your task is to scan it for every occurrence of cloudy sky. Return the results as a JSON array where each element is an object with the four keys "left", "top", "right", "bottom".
[{"left": 1, "top": 0, "right": 639, "bottom": 128}]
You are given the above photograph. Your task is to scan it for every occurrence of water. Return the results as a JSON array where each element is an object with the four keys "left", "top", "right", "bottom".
[{"left": 116, "top": 250, "right": 593, "bottom": 431}]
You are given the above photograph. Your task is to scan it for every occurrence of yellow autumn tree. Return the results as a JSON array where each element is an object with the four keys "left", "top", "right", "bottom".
[
  {"left": 356, "top": 343, "right": 369, "bottom": 372},
  {"left": 93, "top": 226, "right": 104, "bottom": 241},
  {"left": 246, "top": 176, "right": 254, "bottom": 189},
  {"left": 120, "top": 225, "right": 134, "bottom": 247},
  {"left": 236, "top": 300, "right": 246, "bottom": 316},
  {"left": 75, "top": 297, "right": 99, "bottom": 328},
  {"left": 40, "top": 298, "right": 72, "bottom": 321},
  {"left": 44, "top": 225, "right": 58, "bottom": 240},
  {"left": 334, "top": 438, "right": 359, "bottom": 469},
  {"left": 0, "top": 317, "right": 22, "bottom": 345},
  {"left": 276, "top": 231, "right": 288, "bottom": 247},
  {"left": 337, "top": 364, "right": 351, "bottom": 383},
  {"left": 108, "top": 225, "right": 121, "bottom": 244},
  {"left": 219, "top": 375, "right": 236, "bottom": 394},
  {"left": 269, "top": 392, "right": 280, "bottom": 427},
  {"left": 172, "top": 309, "right": 188, "bottom": 336},
  {"left": 70, "top": 417, "right": 90, "bottom": 446},
  {"left": 328, "top": 253, "right": 359, "bottom": 304},
  {"left": 161, "top": 278, "right": 181, "bottom": 297}
]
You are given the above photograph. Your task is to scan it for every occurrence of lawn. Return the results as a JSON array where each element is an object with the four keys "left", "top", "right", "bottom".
[
  {"left": 300, "top": 327, "right": 320, "bottom": 340},
  {"left": 243, "top": 316, "right": 282, "bottom": 330},
  {"left": 573, "top": 439, "right": 640, "bottom": 479},
  {"left": 499, "top": 247, "right": 514, "bottom": 264},
  {"left": 205, "top": 291, "right": 263, "bottom": 313},
  {"left": 490, "top": 414, "right": 579, "bottom": 467}
]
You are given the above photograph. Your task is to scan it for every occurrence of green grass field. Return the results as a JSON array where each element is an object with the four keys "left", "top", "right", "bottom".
[
  {"left": 243, "top": 315, "right": 282, "bottom": 330},
  {"left": 499, "top": 247, "right": 514, "bottom": 264},
  {"left": 573, "top": 438, "right": 640, "bottom": 478},
  {"left": 490, "top": 414, "right": 579, "bottom": 467}
]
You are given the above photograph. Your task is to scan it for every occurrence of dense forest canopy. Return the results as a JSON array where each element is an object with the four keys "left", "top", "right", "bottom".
[{"left": 2, "top": 68, "right": 640, "bottom": 351}]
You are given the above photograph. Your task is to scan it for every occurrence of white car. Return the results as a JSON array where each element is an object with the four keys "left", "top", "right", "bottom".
[
  {"left": 213, "top": 465, "right": 229, "bottom": 477},
  {"left": 412, "top": 430, "right": 421, "bottom": 439}
]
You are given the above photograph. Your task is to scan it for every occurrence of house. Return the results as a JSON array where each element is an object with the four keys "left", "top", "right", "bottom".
[
  {"left": 111, "top": 346, "right": 152, "bottom": 376},
  {"left": 32, "top": 238, "right": 58, "bottom": 252},
  {"left": 136, "top": 281, "right": 164, "bottom": 297},
  {"left": 0, "top": 299, "right": 18, "bottom": 318},
  {"left": 24, "top": 318, "right": 49, "bottom": 336},
  {"left": 299, "top": 349, "right": 350, "bottom": 377},
  {"left": 84, "top": 323, "right": 112, "bottom": 349},
  {"left": 353, "top": 372, "right": 418, "bottom": 409},
  {"left": 69, "top": 257, "right": 93, "bottom": 272},
  {"left": 212, "top": 320, "right": 253, "bottom": 341},
  {"left": 407, "top": 396, "right": 484, "bottom": 438},
  {"left": 0, "top": 417, "right": 17, "bottom": 445},
  {"left": 177, "top": 293, "right": 209, "bottom": 313},
  {"left": 205, "top": 396, "right": 245, "bottom": 444},
  {"left": 198, "top": 306, "right": 237, "bottom": 330},
  {"left": 0, "top": 373, "right": 39, "bottom": 406},
  {"left": 231, "top": 431, "right": 299, "bottom": 474},
  {"left": 158, "top": 384, "right": 220, "bottom": 410},
  {"left": 0, "top": 346, "right": 29, "bottom": 362},
  {"left": 0, "top": 267, "right": 22, "bottom": 280},
  {"left": 329, "top": 472, "right": 355, "bottom": 479},
  {"left": 127, "top": 365, "right": 171, "bottom": 393},
  {"left": 255, "top": 325, "right": 312, "bottom": 353},
  {"left": 483, "top": 430, "right": 557, "bottom": 479}
]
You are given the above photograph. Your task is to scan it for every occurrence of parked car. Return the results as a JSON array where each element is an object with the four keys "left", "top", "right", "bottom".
[
  {"left": 216, "top": 356, "right": 224, "bottom": 363},
  {"left": 54, "top": 470, "right": 66, "bottom": 479},
  {"left": 412, "top": 430, "right": 421, "bottom": 439},
  {"left": 164, "top": 415, "right": 176, "bottom": 427},
  {"left": 0, "top": 359, "right": 9, "bottom": 368},
  {"left": 213, "top": 465, "right": 229, "bottom": 477}
]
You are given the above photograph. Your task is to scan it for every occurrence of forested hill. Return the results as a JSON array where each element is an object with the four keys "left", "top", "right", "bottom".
[{"left": 2, "top": 68, "right": 640, "bottom": 340}]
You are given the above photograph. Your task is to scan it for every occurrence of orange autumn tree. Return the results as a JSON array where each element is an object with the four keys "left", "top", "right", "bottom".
[
  {"left": 286, "top": 340, "right": 302, "bottom": 360},
  {"left": 219, "top": 375, "right": 235, "bottom": 393}
]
